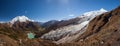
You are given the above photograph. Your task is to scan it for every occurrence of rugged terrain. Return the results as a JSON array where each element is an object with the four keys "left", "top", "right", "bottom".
[
  {"left": 41, "top": 8, "right": 107, "bottom": 42},
  {"left": 40, "top": 6, "right": 120, "bottom": 46},
  {"left": 75, "top": 6, "right": 120, "bottom": 46},
  {"left": 0, "top": 6, "right": 120, "bottom": 46}
]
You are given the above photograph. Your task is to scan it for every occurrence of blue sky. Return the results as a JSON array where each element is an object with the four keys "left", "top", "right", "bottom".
[{"left": 0, "top": 0, "right": 120, "bottom": 22}]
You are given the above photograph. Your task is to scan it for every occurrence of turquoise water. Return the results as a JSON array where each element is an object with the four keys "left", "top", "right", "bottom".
[{"left": 27, "top": 33, "right": 35, "bottom": 39}]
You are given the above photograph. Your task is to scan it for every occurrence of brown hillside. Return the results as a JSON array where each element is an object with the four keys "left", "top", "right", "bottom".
[{"left": 76, "top": 6, "right": 120, "bottom": 46}]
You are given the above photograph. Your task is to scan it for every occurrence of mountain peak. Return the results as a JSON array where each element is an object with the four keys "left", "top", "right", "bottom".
[
  {"left": 10, "top": 15, "right": 34, "bottom": 24},
  {"left": 100, "top": 8, "right": 107, "bottom": 12},
  {"left": 78, "top": 8, "right": 107, "bottom": 18}
]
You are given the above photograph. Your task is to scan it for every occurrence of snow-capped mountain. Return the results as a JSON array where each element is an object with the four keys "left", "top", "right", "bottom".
[
  {"left": 0, "top": 15, "right": 43, "bottom": 32},
  {"left": 40, "top": 8, "right": 107, "bottom": 43},
  {"left": 10, "top": 15, "right": 34, "bottom": 24},
  {"left": 81, "top": 8, "right": 107, "bottom": 17},
  {"left": 77, "top": 8, "right": 107, "bottom": 23}
]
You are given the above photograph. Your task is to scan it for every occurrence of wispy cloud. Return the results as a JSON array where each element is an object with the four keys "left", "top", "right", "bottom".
[
  {"left": 68, "top": 14, "right": 75, "bottom": 17},
  {"left": 60, "top": 14, "right": 75, "bottom": 20}
]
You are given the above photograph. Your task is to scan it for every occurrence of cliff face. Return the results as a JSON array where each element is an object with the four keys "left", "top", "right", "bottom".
[{"left": 75, "top": 6, "right": 120, "bottom": 46}]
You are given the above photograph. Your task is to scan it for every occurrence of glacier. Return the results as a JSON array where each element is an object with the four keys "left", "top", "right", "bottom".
[{"left": 40, "top": 8, "right": 107, "bottom": 44}]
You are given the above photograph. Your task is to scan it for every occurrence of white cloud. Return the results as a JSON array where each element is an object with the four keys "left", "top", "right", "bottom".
[
  {"left": 61, "top": 14, "right": 75, "bottom": 20},
  {"left": 68, "top": 14, "right": 75, "bottom": 17},
  {"left": 0, "top": 21, "right": 5, "bottom": 23}
]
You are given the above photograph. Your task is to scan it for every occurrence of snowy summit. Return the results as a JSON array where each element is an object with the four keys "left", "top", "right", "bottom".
[
  {"left": 79, "top": 8, "right": 107, "bottom": 18},
  {"left": 10, "top": 15, "right": 34, "bottom": 24}
]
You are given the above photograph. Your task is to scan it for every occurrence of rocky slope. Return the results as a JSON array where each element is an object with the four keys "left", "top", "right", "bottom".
[
  {"left": 0, "top": 16, "right": 57, "bottom": 46},
  {"left": 0, "top": 34, "right": 58, "bottom": 46},
  {"left": 73, "top": 6, "right": 120, "bottom": 46},
  {"left": 0, "top": 16, "right": 44, "bottom": 40}
]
